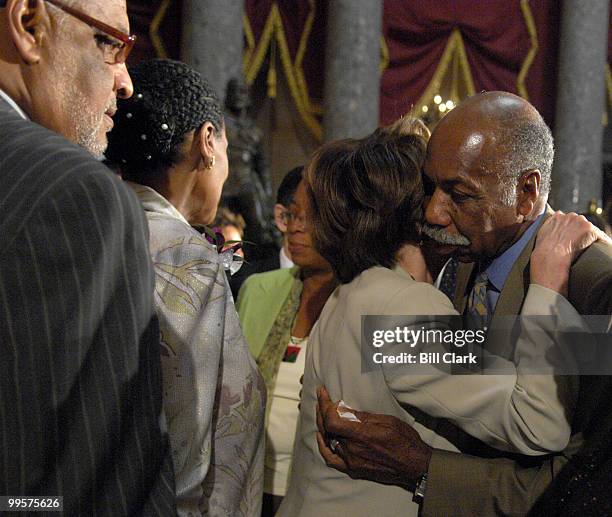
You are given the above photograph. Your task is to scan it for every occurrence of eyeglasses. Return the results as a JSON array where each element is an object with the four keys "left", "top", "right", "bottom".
[
  {"left": 280, "top": 210, "right": 309, "bottom": 230},
  {"left": 44, "top": 0, "right": 136, "bottom": 64}
]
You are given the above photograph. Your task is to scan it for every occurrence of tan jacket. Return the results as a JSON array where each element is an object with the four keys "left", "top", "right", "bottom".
[{"left": 278, "top": 266, "right": 587, "bottom": 517}]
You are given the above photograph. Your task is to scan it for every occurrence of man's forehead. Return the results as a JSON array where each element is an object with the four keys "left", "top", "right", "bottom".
[
  {"left": 426, "top": 119, "right": 495, "bottom": 181},
  {"left": 87, "top": 0, "right": 130, "bottom": 33},
  {"left": 424, "top": 161, "right": 482, "bottom": 192}
]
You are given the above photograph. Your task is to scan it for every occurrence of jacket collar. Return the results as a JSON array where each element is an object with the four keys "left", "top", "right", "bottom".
[
  {"left": 0, "top": 89, "right": 28, "bottom": 120},
  {"left": 126, "top": 182, "right": 190, "bottom": 225}
]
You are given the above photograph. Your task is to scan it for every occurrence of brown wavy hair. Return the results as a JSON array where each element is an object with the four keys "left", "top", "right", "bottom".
[{"left": 304, "top": 118, "right": 429, "bottom": 284}]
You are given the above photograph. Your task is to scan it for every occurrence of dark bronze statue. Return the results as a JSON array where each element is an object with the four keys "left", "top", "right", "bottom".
[{"left": 222, "top": 78, "right": 278, "bottom": 254}]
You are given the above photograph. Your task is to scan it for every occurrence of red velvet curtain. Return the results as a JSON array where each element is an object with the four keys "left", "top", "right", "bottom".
[
  {"left": 244, "top": 1, "right": 326, "bottom": 137},
  {"left": 380, "top": 0, "right": 561, "bottom": 125},
  {"left": 127, "top": 1, "right": 183, "bottom": 64},
  {"left": 128, "top": 1, "right": 610, "bottom": 133},
  {"left": 242, "top": 0, "right": 576, "bottom": 132}
]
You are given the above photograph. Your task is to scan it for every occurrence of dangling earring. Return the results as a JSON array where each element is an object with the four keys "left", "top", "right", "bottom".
[{"left": 207, "top": 156, "right": 216, "bottom": 169}]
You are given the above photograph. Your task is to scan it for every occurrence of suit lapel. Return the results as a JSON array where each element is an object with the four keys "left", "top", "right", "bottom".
[
  {"left": 452, "top": 261, "right": 474, "bottom": 313},
  {"left": 487, "top": 207, "right": 553, "bottom": 357},
  {"left": 492, "top": 207, "right": 554, "bottom": 319},
  {"left": 489, "top": 241, "right": 533, "bottom": 320}
]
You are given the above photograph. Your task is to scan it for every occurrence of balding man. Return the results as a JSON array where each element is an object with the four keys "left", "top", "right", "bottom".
[
  {"left": 0, "top": 0, "right": 175, "bottom": 514},
  {"left": 316, "top": 92, "right": 612, "bottom": 516}
]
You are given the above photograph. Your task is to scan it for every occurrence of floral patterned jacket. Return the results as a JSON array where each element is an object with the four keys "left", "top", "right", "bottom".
[{"left": 130, "top": 183, "right": 265, "bottom": 517}]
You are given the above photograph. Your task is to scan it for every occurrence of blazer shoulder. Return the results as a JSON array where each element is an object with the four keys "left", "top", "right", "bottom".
[
  {"left": 0, "top": 116, "right": 143, "bottom": 249},
  {"left": 28, "top": 159, "right": 140, "bottom": 223},
  {"left": 240, "top": 266, "right": 297, "bottom": 296},
  {"left": 569, "top": 240, "right": 612, "bottom": 314},
  {"left": 345, "top": 267, "right": 456, "bottom": 316},
  {"left": 0, "top": 110, "right": 129, "bottom": 194},
  {"left": 1, "top": 111, "right": 98, "bottom": 167},
  {"left": 146, "top": 213, "right": 210, "bottom": 246},
  {"left": 574, "top": 240, "right": 612, "bottom": 268}
]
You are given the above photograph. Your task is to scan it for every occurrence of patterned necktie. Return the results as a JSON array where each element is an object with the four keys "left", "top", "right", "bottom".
[
  {"left": 439, "top": 256, "right": 459, "bottom": 300},
  {"left": 466, "top": 270, "right": 490, "bottom": 330}
]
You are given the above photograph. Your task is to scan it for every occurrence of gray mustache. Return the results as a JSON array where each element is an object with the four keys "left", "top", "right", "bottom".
[{"left": 421, "top": 223, "right": 471, "bottom": 246}]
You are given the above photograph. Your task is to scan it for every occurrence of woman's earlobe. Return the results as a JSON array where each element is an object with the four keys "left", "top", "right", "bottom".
[{"left": 197, "top": 122, "right": 216, "bottom": 162}]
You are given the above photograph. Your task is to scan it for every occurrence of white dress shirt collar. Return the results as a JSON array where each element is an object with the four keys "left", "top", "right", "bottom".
[
  {"left": 280, "top": 246, "right": 294, "bottom": 269},
  {"left": 0, "top": 88, "right": 29, "bottom": 120}
]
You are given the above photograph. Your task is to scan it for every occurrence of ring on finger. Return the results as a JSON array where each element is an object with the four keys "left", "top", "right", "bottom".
[{"left": 330, "top": 438, "right": 340, "bottom": 453}]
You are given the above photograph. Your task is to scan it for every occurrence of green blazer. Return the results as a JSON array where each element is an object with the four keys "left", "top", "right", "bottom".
[
  {"left": 423, "top": 209, "right": 612, "bottom": 516},
  {"left": 236, "top": 266, "right": 301, "bottom": 360}
]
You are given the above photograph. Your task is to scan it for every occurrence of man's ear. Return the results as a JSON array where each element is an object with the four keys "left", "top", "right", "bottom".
[
  {"left": 8, "top": 0, "right": 48, "bottom": 64},
  {"left": 517, "top": 169, "right": 541, "bottom": 217},
  {"left": 274, "top": 203, "right": 287, "bottom": 233}
]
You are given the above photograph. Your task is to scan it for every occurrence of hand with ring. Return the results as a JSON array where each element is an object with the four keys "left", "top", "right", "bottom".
[
  {"left": 315, "top": 385, "right": 432, "bottom": 489},
  {"left": 329, "top": 438, "right": 341, "bottom": 453}
]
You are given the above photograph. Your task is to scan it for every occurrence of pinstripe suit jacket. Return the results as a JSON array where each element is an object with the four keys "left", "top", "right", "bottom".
[{"left": 0, "top": 98, "right": 177, "bottom": 515}]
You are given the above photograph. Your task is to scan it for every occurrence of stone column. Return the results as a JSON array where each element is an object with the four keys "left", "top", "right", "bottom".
[
  {"left": 181, "top": 0, "right": 244, "bottom": 101},
  {"left": 323, "top": 0, "right": 383, "bottom": 141},
  {"left": 551, "top": 0, "right": 610, "bottom": 211}
]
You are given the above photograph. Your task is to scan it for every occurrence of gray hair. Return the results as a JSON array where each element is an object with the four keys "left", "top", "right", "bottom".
[{"left": 493, "top": 113, "right": 554, "bottom": 206}]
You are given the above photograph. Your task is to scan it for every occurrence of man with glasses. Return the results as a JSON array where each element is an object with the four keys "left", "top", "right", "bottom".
[{"left": 0, "top": 1, "right": 176, "bottom": 514}]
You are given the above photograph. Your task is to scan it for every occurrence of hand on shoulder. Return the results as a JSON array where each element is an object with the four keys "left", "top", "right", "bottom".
[{"left": 531, "top": 211, "right": 611, "bottom": 296}]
